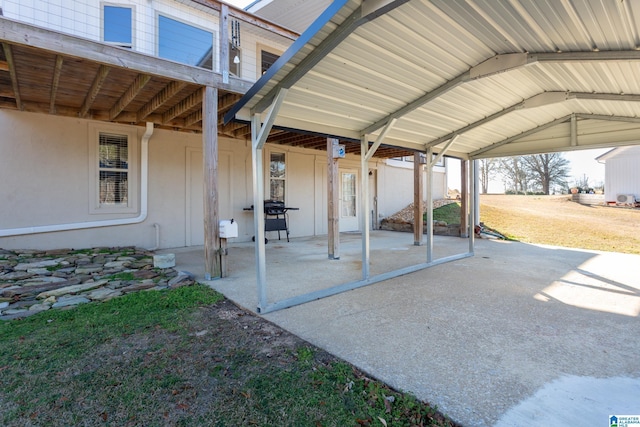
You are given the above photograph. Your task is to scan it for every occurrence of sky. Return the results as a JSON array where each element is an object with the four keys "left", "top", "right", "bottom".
[{"left": 226, "top": 0, "right": 254, "bottom": 8}]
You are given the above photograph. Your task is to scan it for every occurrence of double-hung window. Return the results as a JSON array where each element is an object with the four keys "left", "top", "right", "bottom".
[
  {"left": 98, "top": 133, "right": 129, "bottom": 206},
  {"left": 103, "top": 5, "right": 133, "bottom": 48},
  {"left": 89, "top": 124, "right": 138, "bottom": 214}
]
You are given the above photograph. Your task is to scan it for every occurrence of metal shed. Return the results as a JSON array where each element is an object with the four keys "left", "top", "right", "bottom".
[{"left": 226, "top": 0, "right": 640, "bottom": 313}]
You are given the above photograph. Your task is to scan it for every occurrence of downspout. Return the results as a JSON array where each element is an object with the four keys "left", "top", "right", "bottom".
[{"left": 0, "top": 122, "right": 155, "bottom": 237}]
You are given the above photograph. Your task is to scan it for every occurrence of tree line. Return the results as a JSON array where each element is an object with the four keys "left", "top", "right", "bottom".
[{"left": 478, "top": 153, "right": 572, "bottom": 195}]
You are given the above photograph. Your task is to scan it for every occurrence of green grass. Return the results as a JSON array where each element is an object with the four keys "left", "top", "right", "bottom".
[
  {"left": 428, "top": 202, "right": 461, "bottom": 225},
  {"left": 0, "top": 285, "right": 455, "bottom": 426}
]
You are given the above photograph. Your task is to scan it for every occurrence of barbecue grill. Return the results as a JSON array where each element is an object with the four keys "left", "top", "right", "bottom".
[{"left": 245, "top": 200, "right": 299, "bottom": 243}]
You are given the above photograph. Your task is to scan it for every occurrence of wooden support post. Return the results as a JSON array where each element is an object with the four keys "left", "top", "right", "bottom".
[
  {"left": 413, "top": 152, "right": 424, "bottom": 245},
  {"left": 203, "top": 86, "right": 221, "bottom": 279},
  {"left": 220, "top": 238, "right": 228, "bottom": 278},
  {"left": 460, "top": 160, "right": 468, "bottom": 238},
  {"left": 328, "top": 138, "right": 340, "bottom": 259}
]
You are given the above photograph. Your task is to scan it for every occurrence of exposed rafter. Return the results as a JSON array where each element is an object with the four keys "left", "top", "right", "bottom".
[
  {"left": 49, "top": 55, "right": 63, "bottom": 114},
  {"left": 137, "top": 81, "right": 186, "bottom": 122},
  {"left": 2, "top": 42, "right": 22, "bottom": 110},
  {"left": 79, "top": 65, "right": 110, "bottom": 118},
  {"left": 162, "top": 89, "right": 203, "bottom": 124},
  {"left": 109, "top": 74, "right": 151, "bottom": 120}
]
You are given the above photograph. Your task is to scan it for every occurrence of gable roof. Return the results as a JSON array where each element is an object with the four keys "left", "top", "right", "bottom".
[{"left": 226, "top": 0, "right": 640, "bottom": 160}]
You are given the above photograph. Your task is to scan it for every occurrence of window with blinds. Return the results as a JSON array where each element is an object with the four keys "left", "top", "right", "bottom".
[{"left": 98, "top": 133, "right": 129, "bottom": 206}]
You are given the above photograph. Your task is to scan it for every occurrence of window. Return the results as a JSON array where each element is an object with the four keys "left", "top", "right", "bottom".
[
  {"left": 99, "top": 133, "right": 129, "bottom": 206},
  {"left": 103, "top": 5, "right": 133, "bottom": 48},
  {"left": 229, "top": 42, "right": 240, "bottom": 77},
  {"left": 158, "top": 15, "right": 213, "bottom": 69},
  {"left": 269, "top": 152, "right": 285, "bottom": 202},
  {"left": 89, "top": 124, "right": 138, "bottom": 214},
  {"left": 260, "top": 49, "right": 280, "bottom": 75}
]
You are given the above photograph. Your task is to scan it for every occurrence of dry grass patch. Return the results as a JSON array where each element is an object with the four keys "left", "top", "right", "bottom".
[{"left": 480, "top": 195, "right": 640, "bottom": 254}]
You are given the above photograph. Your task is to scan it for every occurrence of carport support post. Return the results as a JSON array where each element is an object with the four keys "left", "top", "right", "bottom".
[
  {"left": 327, "top": 138, "right": 340, "bottom": 259},
  {"left": 426, "top": 147, "right": 434, "bottom": 263},
  {"left": 361, "top": 135, "right": 370, "bottom": 279},
  {"left": 203, "top": 86, "right": 221, "bottom": 280},
  {"left": 414, "top": 152, "right": 424, "bottom": 245},
  {"left": 469, "top": 159, "right": 476, "bottom": 253},
  {"left": 251, "top": 114, "right": 268, "bottom": 310},
  {"left": 460, "top": 160, "right": 468, "bottom": 238}
]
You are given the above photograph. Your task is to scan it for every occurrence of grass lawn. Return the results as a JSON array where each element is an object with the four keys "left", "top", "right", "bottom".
[
  {"left": 0, "top": 285, "right": 456, "bottom": 427},
  {"left": 480, "top": 194, "right": 640, "bottom": 254},
  {"left": 430, "top": 202, "right": 461, "bottom": 224}
]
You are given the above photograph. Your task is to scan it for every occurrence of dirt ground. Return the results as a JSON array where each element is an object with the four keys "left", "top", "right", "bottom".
[{"left": 480, "top": 194, "right": 640, "bottom": 254}]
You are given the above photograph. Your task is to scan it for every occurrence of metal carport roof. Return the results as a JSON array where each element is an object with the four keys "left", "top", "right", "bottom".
[
  {"left": 226, "top": 0, "right": 640, "bottom": 159},
  {"left": 225, "top": 0, "right": 640, "bottom": 313}
]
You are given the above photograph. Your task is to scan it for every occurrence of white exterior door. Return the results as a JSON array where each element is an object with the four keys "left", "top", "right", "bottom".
[{"left": 339, "top": 169, "right": 359, "bottom": 232}]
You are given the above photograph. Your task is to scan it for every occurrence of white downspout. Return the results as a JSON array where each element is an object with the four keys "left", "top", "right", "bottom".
[{"left": 0, "top": 122, "right": 154, "bottom": 237}]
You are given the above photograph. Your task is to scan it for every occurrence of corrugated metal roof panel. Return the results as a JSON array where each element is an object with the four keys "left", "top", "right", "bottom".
[{"left": 228, "top": 0, "right": 640, "bottom": 158}]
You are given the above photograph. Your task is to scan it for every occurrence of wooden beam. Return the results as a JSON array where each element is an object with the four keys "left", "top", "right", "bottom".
[
  {"left": 413, "top": 152, "right": 423, "bottom": 245},
  {"left": 137, "top": 81, "right": 186, "bottom": 122},
  {"left": 328, "top": 138, "right": 340, "bottom": 259},
  {"left": 2, "top": 43, "right": 22, "bottom": 110},
  {"left": 220, "top": 4, "right": 230, "bottom": 84},
  {"left": 0, "top": 18, "right": 254, "bottom": 94},
  {"left": 203, "top": 86, "right": 221, "bottom": 279},
  {"left": 79, "top": 64, "right": 110, "bottom": 118},
  {"left": 49, "top": 55, "right": 63, "bottom": 114},
  {"left": 109, "top": 73, "right": 151, "bottom": 120},
  {"left": 162, "top": 89, "right": 203, "bottom": 124}
]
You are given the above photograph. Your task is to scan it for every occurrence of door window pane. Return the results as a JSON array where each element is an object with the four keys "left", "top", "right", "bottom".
[
  {"left": 341, "top": 173, "right": 356, "bottom": 217},
  {"left": 270, "top": 153, "right": 285, "bottom": 201}
]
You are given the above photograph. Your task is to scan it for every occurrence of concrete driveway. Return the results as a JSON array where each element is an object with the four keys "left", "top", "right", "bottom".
[{"left": 167, "top": 231, "right": 640, "bottom": 426}]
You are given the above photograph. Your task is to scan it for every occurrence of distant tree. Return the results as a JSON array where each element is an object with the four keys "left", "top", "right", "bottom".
[
  {"left": 522, "top": 153, "right": 570, "bottom": 195},
  {"left": 574, "top": 173, "right": 590, "bottom": 190},
  {"left": 478, "top": 158, "right": 499, "bottom": 194},
  {"left": 499, "top": 156, "right": 529, "bottom": 194}
]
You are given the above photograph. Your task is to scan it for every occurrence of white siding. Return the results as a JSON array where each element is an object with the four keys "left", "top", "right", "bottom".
[{"left": 603, "top": 150, "right": 640, "bottom": 202}]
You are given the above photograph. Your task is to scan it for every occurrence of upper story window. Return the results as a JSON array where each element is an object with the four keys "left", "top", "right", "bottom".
[
  {"left": 158, "top": 15, "right": 213, "bottom": 70},
  {"left": 260, "top": 49, "right": 280, "bottom": 75},
  {"left": 103, "top": 5, "right": 133, "bottom": 48},
  {"left": 229, "top": 42, "right": 241, "bottom": 77}
]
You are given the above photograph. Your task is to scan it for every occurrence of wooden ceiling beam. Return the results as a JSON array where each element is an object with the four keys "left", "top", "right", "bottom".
[
  {"left": 2, "top": 43, "right": 22, "bottom": 110},
  {"left": 185, "top": 109, "right": 202, "bottom": 127},
  {"left": 109, "top": 73, "right": 151, "bottom": 120},
  {"left": 79, "top": 64, "right": 110, "bottom": 118},
  {"left": 49, "top": 55, "right": 63, "bottom": 114},
  {"left": 136, "top": 80, "right": 187, "bottom": 122},
  {"left": 162, "top": 89, "right": 203, "bottom": 124}
]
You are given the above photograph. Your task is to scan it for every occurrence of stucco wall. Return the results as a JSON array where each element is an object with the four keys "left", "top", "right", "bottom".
[{"left": 0, "top": 110, "right": 446, "bottom": 250}]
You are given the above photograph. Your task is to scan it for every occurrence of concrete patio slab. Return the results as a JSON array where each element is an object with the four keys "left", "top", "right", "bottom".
[{"left": 164, "top": 231, "right": 640, "bottom": 426}]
